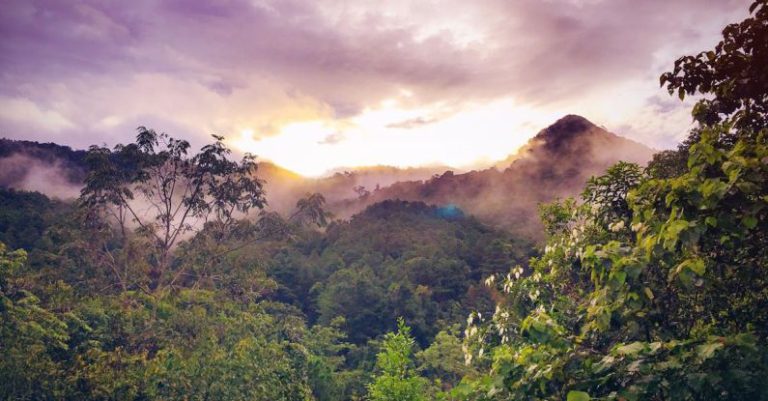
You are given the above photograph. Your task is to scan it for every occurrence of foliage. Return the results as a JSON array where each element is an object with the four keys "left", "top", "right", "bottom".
[
  {"left": 79, "top": 127, "right": 265, "bottom": 291},
  {"left": 0, "top": 242, "right": 73, "bottom": 400},
  {"left": 3, "top": 4, "right": 767, "bottom": 398},
  {"left": 460, "top": 125, "right": 768, "bottom": 400},
  {"left": 0, "top": 188, "right": 67, "bottom": 250},
  {"left": 302, "top": 200, "right": 529, "bottom": 346},
  {"left": 660, "top": 0, "right": 768, "bottom": 133},
  {"left": 417, "top": 326, "right": 477, "bottom": 390},
  {"left": 368, "top": 318, "right": 429, "bottom": 401},
  {"left": 291, "top": 192, "right": 332, "bottom": 227}
]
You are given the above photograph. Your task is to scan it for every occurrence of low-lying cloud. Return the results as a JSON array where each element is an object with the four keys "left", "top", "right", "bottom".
[{"left": 0, "top": 154, "right": 82, "bottom": 200}]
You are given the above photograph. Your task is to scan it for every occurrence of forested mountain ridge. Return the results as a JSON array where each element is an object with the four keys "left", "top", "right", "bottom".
[
  {"left": 339, "top": 115, "right": 655, "bottom": 238},
  {"left": 262, "top": 200, "right": 533, "bottom": 345},
  {"left": 0, "top": 183, "right": 528, "bottom": 399},
  {"left": 0, "top": 114, "right": 655, "bottom": 239}
]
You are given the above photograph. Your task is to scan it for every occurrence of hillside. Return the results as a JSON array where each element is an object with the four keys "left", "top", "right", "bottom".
[
  {"left": 0, "top": 138, "right": 443, "bottom": 213},
  {"left": 259, "top": 163, "right": 448, "bottom": 215},
  {"left": 0, "top": 139, "right": 87, "bottom": 199},
  {"left": 261, "top": 199, "right": 533, "bottom": 345},
  {"left": 334, "top": 115, "right": 656, "bottom": 238},
  {"left": 0, "top": 115, "right": 655, "bottom": 238}
]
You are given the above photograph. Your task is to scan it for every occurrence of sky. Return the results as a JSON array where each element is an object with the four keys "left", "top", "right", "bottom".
[{"left": 0, "top": 0, "right": 751, "bottom": 176}]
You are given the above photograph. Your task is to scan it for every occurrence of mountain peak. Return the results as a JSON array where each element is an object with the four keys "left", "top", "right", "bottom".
[
  {"left": 529, "top": 114, "right": 612, "bottom": 155},
  {"left": 552, "top": 114, "right": 596, "bottom": 129},
  {"left": 536, "top": 114, "right": 597, "bottom": 139}
]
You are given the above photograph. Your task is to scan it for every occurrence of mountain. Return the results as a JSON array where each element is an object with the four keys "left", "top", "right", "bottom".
[
  {"left": 330, "top": 115, "right": 656, "bottom": 238},
  {"left": 0, "top": 115, "right": 656, "bottom": 238},
  {"left": 0, "top": 138, "right": 445, "bottom": 211},
  {"left": 250, "top": 162, "right": 449, "bottom": 215}
]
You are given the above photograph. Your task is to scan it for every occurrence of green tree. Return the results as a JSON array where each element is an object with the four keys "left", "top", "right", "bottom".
[
  {"left": 417, "top": 326, "right": 476, "bottom": 390},
  {"left": 291, "top": 192, "right": 331, "bottom": 228},
  {"left": 316, "top": 266, "right": 387, "bottom": 344},
  {"left": 460, "top": 125, "right": 768, "bottom": 400},
  {"left": 459, "top": 10, "right": 768, "bottom": 389},
  {"left": 0, "top": 242, "right": 73, "bottom": 400},
  {"left": 79, "top": 127, "right": 265, "bottom": 291},
  {"left": 368, "top": 318, "right": 429, "bottom": 401},
  {"left": 660, "top": 0, "right": 768, "bottom": 133}
]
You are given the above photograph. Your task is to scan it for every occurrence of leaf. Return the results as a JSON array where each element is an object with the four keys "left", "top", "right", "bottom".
[
  {"left": 676, "top": 258, "right": 706, "bottom": 278},
  {"left": 742, "top": 215, "right": 758, "bottom": 229},
  {"left": 609, "top": 271, "right": 627, "bottom": 288},
  {"left": 697, "top": 342, "right": 723, "bottom": 361},
  {"left": 567, "top": 391, "right": 591, "bottom": 401},
  {"left": 616, "top": 342, "right": 645, "bottom": 356},
  {"left": 643, "top": 287, "right": 654, "bottom": 300},
  {"left": 687, "top": 258, "right": 706, "bottom": 275},
  {"left": 700, "top": 179, "right": 728, "bottom": 201}
]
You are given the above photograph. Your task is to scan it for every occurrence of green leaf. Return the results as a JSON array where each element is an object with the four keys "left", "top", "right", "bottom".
[
  {"left": 643, "top": 287, "right": 654, "bottom": 300},
  {"left": 616, "top": 342, "right": 645, "bottom": 356},
  {"left": 567, "top": 391, "right": 591, "bottom": 401},
  {"left": 609, "top": 271, "right": 627, "bottom": 288},
  {"left": 700, "top": 179, "right": 728, "bottom": 201},
  {"left": 742, "top": 215, "right": 758, "bottom": 229},
  {"left": 688, "top": 258, "right": 706, "bottom": 275},
  {"left": 676, "top": 258, "right": 706, "bottom": 277},
  {"left": 697, "top": 341, "right": 723, "bottom": 361}
]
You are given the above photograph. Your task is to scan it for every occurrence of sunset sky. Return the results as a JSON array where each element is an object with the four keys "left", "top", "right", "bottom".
[{"left": 0, "top": 0, "right": 750, "bottom": 176}]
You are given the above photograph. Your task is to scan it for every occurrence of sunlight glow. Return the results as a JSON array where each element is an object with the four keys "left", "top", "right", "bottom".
[{"left": 231, "top": 98, "right": 561, "bottom": 177}]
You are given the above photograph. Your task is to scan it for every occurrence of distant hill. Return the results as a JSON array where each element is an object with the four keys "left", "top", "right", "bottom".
[
  {"left": 0, "top": 137, "right": 447, "bottom": 213},
  {"left": 0, "top": 115, "right": 656, "bottom": 238},
  {"left": 259, "top": 164, "right": 448, "bottom": 215},
  {"left": 331, "top": 115, "right": 656, "bottom": 238},
  {"left": 0, "top": 139, "right": 87, "bottom": 199}
]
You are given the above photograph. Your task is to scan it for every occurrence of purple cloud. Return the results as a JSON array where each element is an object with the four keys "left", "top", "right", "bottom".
[{"left": 0, "top": 0, "right": 752, "bottom": 152}]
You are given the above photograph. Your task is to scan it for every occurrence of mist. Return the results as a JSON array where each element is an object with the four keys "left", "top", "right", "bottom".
[
  {"left": 328, "top": 115, "right": 656, "bottom": 238},
  {"left": 0, "top": 115, "right": 657, "bottom": 240},
  {"left": 0, "top": 153, "right": 82, "bottom": 200}
]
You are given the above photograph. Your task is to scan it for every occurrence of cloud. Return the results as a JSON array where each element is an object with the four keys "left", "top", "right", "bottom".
[
  {"left": 318, "top": 131, "right": 346, "bottom": 145},
  {"left": 646, "top": 95, "right": 687, "bottom": 114},
  {"left": 386, "top": 116, "right": 441, "bottom": 130},
  {"left": 0, "top": 97, "right": 75, "bottom": 132},
  {"left": 0, "top": 0, "right": 752, "bottom": 157}
]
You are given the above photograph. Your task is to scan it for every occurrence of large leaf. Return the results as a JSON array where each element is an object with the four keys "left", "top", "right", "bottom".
[{"left": 567, "top": 390, "right": 591, "bottom": 401}]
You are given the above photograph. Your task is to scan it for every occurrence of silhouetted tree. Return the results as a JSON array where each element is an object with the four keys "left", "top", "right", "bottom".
[
  {"left": 79, "top": 127, "right": 265, "bottom": 291},
  {"left": 291, "top": 192, "right": 330, "bottom": 227},
  {"left": 661, "top": 0, "right": 768, "bottom": 134}
]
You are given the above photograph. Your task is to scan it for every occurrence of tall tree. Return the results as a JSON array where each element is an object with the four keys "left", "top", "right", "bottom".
[
  {"left": 368, "top": 319, "right": 429, "bottom": 401},
  {"left": 291, "top": 192, "right": 331, "bottom": 228},
  {"left": 79, "top": 127, "right": 265, "bottom": 291}
]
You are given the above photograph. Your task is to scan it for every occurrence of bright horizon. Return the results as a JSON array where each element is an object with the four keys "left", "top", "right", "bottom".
[{"left": 0, "top": 0, "right": 751, "bottom": 176}]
